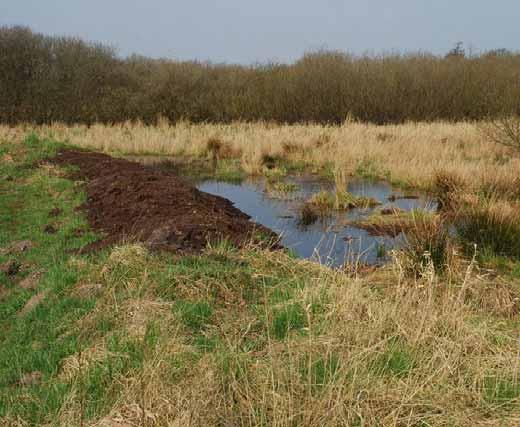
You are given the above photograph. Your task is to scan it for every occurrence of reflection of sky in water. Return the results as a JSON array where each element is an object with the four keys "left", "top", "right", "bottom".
[{"left": 197, "top": 177, "right": 437, "bottom": 267}]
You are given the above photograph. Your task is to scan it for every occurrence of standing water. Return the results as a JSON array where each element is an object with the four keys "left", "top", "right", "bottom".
[
  {"left": 196, "top": 176, "right": 436, "bottom": 267},
  {"left": 128, "top": 156, "right": 436, "bottom": 267}
]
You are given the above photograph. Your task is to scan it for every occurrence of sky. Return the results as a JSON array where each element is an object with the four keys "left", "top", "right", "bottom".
[{"left": 1, "top": 0, "right": 519, "bottom": 64}]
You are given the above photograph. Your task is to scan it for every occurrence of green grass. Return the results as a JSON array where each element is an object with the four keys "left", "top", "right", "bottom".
[
  {"left": 376, "top": 243, "right": 387, "bottom": 258},
  {"left": 512, "top": 262, "right": 520, "bottom": 279},
  {"left": 175, "top": 300, "right": 214, "bottom": 332},
  {"left": 308, "top": 189, "right": 379, "bottom": 213},
  {"left": 215, "top": 159, "right": 245, "bottom": 183},
  {"left": 271, "top": 303, "right": 306, "bottom": 340},
  {"left": 0, "top": 135, "right": 100, "bottom": 423},
  {"left": 355, "top": 157, "right": 384, "bottom": 180},
  {"left": 265, "top": 180, "right": 298, "bottom": 198},
  {"left": 300, "top": 354, "right": 340, "bottom": 393},
  {"left": 482, "top": 376, "right": 520, "bottom": 406},
  {"left": 371, "top": 340, "right": 415, "bottom": 378}
]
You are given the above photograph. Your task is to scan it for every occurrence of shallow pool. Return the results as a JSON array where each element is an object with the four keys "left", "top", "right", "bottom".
[{"left": 196, "top": 176, "right": 436, "bottom": 267}]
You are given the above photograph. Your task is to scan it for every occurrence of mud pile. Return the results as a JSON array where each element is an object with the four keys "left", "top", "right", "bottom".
[{"left": 51, "top": 150, "right": 278, "bottom": 253}]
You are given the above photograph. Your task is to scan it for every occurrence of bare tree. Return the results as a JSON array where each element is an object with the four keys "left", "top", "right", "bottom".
[{"left": 480, "top": 115, "right": 520, "bottom": 154}]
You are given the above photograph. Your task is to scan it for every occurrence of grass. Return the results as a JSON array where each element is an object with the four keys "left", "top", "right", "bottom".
[
  {"left": 371, "top": 339, "right": 415, "bottom": 378},
  {"left": 482, "top": 376, "right": 520, "bottom": 406},
  {"left": 265, "top": 180, "right": 298, "bottom": 198},
  {"left": 398, "top": 213, "right": 452, "bottom": 275},
  {"left": 1, "top": 132, "right": 520, "bottom": 425},
  {"left": 350, "top": 209, "right": 427, "bottom": 237},
  {"left": 308, "top": 189, "right": 379, "bottom": 213},
  {"left": 271, "top": 303, "right": 306, "bottom": 340},
  {"left": 455, "top": 196, "right": 520, "bottom": 259},
  {"left": 175, "top": 300, "right": 214, "bottom": 331},
  {"left": 5, "top": 120, "right": 519, "bottom": 194}
]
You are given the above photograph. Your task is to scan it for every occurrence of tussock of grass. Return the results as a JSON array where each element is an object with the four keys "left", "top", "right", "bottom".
[
  {"left": 271, "top": 303, "right": 306, "bottom": 340},
  {"left": 455, "top": 196, "right": 520, "bottom": 259},
  {"left": 351, "top": 209, "right": 429, "bottom": 237},
  {"left": 308, "top": 189, "right": 379, "bottom": 213},
  {"left": 298, "top": 203, "right": 319, "bottom": 227},
  {"left": 397, "top": 212, "right": 453, "bottom": 276}
]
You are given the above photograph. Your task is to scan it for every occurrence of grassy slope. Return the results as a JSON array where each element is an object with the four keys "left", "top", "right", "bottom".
[{"left": 1, "top": 135, "right": 520, "bottom": 426}]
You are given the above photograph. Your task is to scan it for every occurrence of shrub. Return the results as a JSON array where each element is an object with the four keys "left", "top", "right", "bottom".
[{"left": 480, "top": 116, "right": 520, "bottom": 155}]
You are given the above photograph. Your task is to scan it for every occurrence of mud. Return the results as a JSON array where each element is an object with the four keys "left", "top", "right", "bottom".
[{"left": 51, "top": 150, "right": 278, "bottom": 253}]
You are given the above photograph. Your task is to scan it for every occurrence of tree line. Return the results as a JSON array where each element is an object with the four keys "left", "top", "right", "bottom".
[{"left": 1, "top": 26, "right": 519, "bottom": 125}]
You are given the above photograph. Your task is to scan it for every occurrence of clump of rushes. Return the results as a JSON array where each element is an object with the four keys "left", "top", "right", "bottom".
[
  {"left": 455, "top": 196, "right": 520, "bottom": 259},
  {"left": 206, "top": 137, "right": 223, "bottom": 170},
  {"left": 298, "top": 203, "right": 319, "bottom": 227},
  {"left": 265, "top": 180, "right": 298, "bottom": 198},
  {"left": 398, "top": 212, "right": 452, "bottom": 276},
  {"left": 308, "top": 190, "right": 379, "bottom": 214},
  {"left": 206, "top": 137, "right": 223, "bottom": 158},
  {"left": 434, "top": 171, "right": 466, "bottom": 211},
  {"left": 206, "top": 137, "right": 239, "bottom": 164},
  {"left": 351, "top": 209, "right": 428, "bottom": 237}
]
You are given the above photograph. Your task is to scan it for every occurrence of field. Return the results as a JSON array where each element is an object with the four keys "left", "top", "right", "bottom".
[
  {"left": 7, "top": 120, "right": 520, "bottom": 191},
  {"left": 1, "top": 123, "right": 520, "bottom": 426}
]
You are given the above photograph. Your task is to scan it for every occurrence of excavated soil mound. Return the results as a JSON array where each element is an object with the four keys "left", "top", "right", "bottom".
[{"left": 51, "top": 149, "right": 279, "bottom": 253}]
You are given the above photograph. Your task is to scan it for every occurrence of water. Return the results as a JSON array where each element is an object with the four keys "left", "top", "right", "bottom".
[
  {"left": 127, "top": 155, "right": 436, "bottom": 266},
  {"left": 196, "top": 176, "right": 436, "bottom": 267}
]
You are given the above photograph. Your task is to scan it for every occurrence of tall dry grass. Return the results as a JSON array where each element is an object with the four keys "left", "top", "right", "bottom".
[{"left": 7, "top": 120, "right": 519, "bottom": 191}]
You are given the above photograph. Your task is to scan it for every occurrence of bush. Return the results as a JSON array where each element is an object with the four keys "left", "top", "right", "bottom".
[{"left": 480, "top": 116, "right": 520, "bottom": 155}]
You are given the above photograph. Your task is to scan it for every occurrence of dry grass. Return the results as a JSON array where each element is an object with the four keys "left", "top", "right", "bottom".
[
  {"left": 5, "top": 120, "right": 519, "bottom": 191},
  {"left": 41, "top": 244, "right": 520, "bottom": 426}
]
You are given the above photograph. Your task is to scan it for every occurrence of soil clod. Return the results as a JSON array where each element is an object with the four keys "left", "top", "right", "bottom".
[
  {"left": 49, "top": 207, "right": 62, "bottom": 217},
  {"left": 1, "top": 259, "right": 20, "bottom": 277},
  {"left": 43, "top": 224, "right": 58, "bottom": 234}
]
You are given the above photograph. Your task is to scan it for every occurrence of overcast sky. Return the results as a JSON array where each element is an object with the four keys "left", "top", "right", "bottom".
[{"left": 1, "top": 0, "right": 518, "bottom": 63}]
